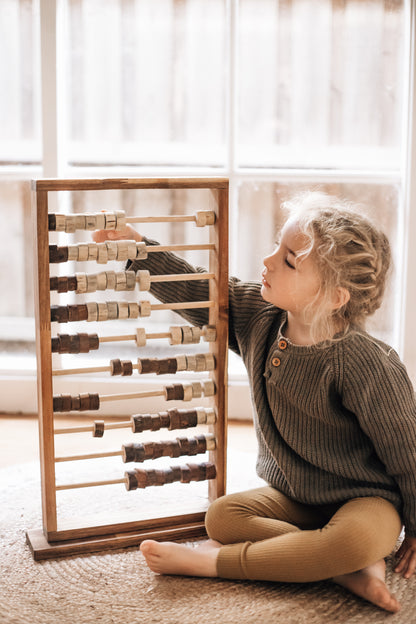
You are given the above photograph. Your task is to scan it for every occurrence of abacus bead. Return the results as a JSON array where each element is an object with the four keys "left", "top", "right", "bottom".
[
  {"left": 56, "top": 277, "right": 68, "bottom": 294},
  {"left": 107, "top": 301, "right": 118, "bottom": 320},
  {"left": 124, "top": 471, "right": 138, "bottom": 491},
  {"left": 137, "top": 358, "right": 159, "bottom": 374},
  {"left": 195, "top": 354, "right": 207, "bottom": 371},
  {"left": 171, "top": 466, "right": 182, "bottom": 482},
  {"left": 115, "top": 272, "right": 127, "bottom": 291},
  {"left": 106, "top": 241, "right": 118, "bottom": 261},
  {"left": 181, "top": 326, "right": 193, "bottom": 344},
  {"left": 104, "top": 213, "right": 117, "bottom": 230},
  {"left": 52, "top": 396, "right": 63, "bottom": 411},
  {"left": 160, "top": 412, "right": 170, "bottom": 428},
  {"left": 96, "top": 243, "right": 108, "bottom": 264},
  {"left": 115, "top": 210, "right": 127, "bottom": 230},
  {"left": 164, "top": 385, "right": 176, "bottom": 401},
  {"left": 97, "top": 303, "right": 109, "bottom": 322},
  {"left": 54, "top": 214, "right": 66, "bottom": 231},
  {"left": 180, "top": 465, "right": 192, "bottom": 483},
  {"left": 68, "top": 276, "right": 77, "bottom": 291},
  {"left": 78, "top": 333, "right": 90, "bottom": 353},
  {"left": 163, "top": 467, "right": 175, "bottom": 484},
  {"left": 86, "top": 274, "right": 98, "bottom": 293},
  {"left": 137, "top": 270, "right": 151, "bottom": 291},
  {"left": 88, "top": 393, "right": 100, "bottom": 410},
  {"left": 67, "top": 305, "right": 79, "bottom": 322},
  {"left": 49, "top": 277, "right": 59, "bottom": 291},
  {"left": 74, "top": 214, "right": 86, "bottom": 230},
  {"left": 121, "top": 360, "right": 133, "bottom": 376},
  {"left": 106, "top": 271, "right": 116, "bottom": 290},
  {"left": 125, "top": 271, "right": 136, "bottom": 291},
  {"left": 205, "top": 462, "right": 217, "bottom": 479},
  {"left": 139, "top": 301, "right": 151, "bottom": 317},
  {"left": 49, "top": 245, "right": 68, "bottom": 263},
  {"left": 116, "top": 241, "right": 129, "bottom": 261},
  {"left": 67, "top": 245, "right": 79, "bottom": 261},
  {"left": 158, "top": 358, "right": 177, "bottom": 375},
  {"left": 183, "top": 383, "right": 193, "bottom": 401},
  {"left": 89, "top": 334, "right": 99, "bottom": 350},
  {"left": 203, "top": 380, "right": 216, "bottom": 396},
  {"left": 68, "top": 334, "right": 80, "bottom": 354},
  {"left": 177, "top": 437, "right": 190, "bottom": 455},
  {"left": 128, "top": 302, "right": 139, "bottom": 318},
  {"left": 135, "top": 242, "right": 148, "bottom": 259},
  {"left": 131, "top": 414, "right": 145, "bottom": 433},
  {"left": 94, "top": 213, "right": 106, "bottom": 230},
  {"left": 64, "top": 215, "right": 76, "bottom": 233},
  {"left": 71, "top": 395, "right": 81, "bottom": 411},
  {"left": 169, "top": 326, "right": 183, "bottom": 345},
  {"left": 62, "top": 394, "right": 72, "bottom": 412},
  {"left": 118, "top": 301, "right": 129, "bottom": 319},
  {"left": 122, "top": 443, "right": 139, "bottom": 463},
  {"left": 176, "top": 355, "right": 187, "bottom": 371},
  {"left": 79, "top": 393, "right": 91, "bottom": 410},
  {"left": 78, "top": 244, "right": 89, "bottom": 261},
  {"left": 135, "top": 468, "right": 149, "bottom": 488},
  {"left": 48, "top": 214, "right": 56, "bottom": 231},
  {"left": 195, "top": 211, "right": 207, "bottom": 227},
  {"left": 191, "top": 382, "right": 202, "bottom": 398},
  {"left": 51, "top": 305, "right": 69, "bottom": 323},
  {"left": 96, "top": 272, "right": 107, "bottom": 290},
  {"left": 190, "top": 327, "right": 202, "bottom": 343},
  {"left": 202, "top": 325, "right": 217, "bottom": 342},
  {"left": 59, "top": 334, "right": 71, "bottom": 353},
  {"left": 87, "top": 302, "right": 98, "bottom": 322},
  {"left": 76, "top": 273, "right": 87, "bottom": 293},
  {"left": 204, "top": 354, "right": 216, "bottom": 370},
  {"left": 181, "top": 408, "right": 198, "bottom": 428},
  {"left": 205, "top": 211, "right": 216, "bottom": 225},
  {"left": 85, "top": 214, "right": 97, "bottom": 230},
  {"left": 168, "top": 409, "right": 181, "bottom": 430},
  {"left": 135, "top": 328, "right": 146, "bottom": 347},
  {"left": 110, "top": 359, "right": 123, "bottom": 375},
  {"left": 127, "top": 241, "right": 137, "bottom": 259},
  {"left": 87, "top": 243, "right": 98, "bottom": 261},
  {"left": 154, "top": 469, "right": 166, "bottom": 486},
  {"left": 93, "top": 421, "right": 105, "bottom": 437},
  {"left": 185, "top": 355, "right": 197, "bottom": 371},
  {"left": 51, "top": 337, "right": 60, "bottom": 352}
]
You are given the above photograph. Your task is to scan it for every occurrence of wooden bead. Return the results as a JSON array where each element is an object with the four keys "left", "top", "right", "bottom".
[
  {"left": 190, "top": 327, "right": 202, "bottom": 343},
  {"left": 106, "top": 301, "right": 118, "bottom": 320},
  {"left": 202, "top": 325, "right": 216, "bottom": 342},
  {"left": 180, "top": 464, "right": 192, "bottom": 483},
  {"left": 110, "top": 359, "right": 123, "bottom": 375},
  {"left": 77, "top": 244, "right": 89, "bottom": 262},
  {"left": 68, "top": 334, "right": 80, "bottom": 354},
  {"left": 54, "top": 214, "right": 67, "bottom": 232},
  {"left": 183, "top": 383, "right": 193, "bottom": 401},
  {"left": 64, "top": 215, "right": 76, "bottom": 233},
  {"left": 49, "top": 245, "right": 68, "bottom": 263},
  {"left": 121, "top": 360, "right": 133, "bottom": 376},
  {"left": 89, "top": 333, "right": 100, "bottom": 350},
  {"left": 175, "top": 355, "right": 187, "bottom": 371},
  {"left": 135, "top": 328, "right": 147, "bottom": 347},
  {"left": 85, "top": 214, "right": 97, "bottom": 230},
  {"left": 51, "top": 305, "right": 69, "bottom": 323},
  {"left": 67, "top": 245, "right": 79, "bottom": 261},
  {"left": 116, "top": 241, "right": 129, "bottom": 261},
  {"left": 74, "top": 215, "right": 86, "bottom": 230},
  {"left": 185, "top": 355, "right": 197, "bottom": 371},
  {"left": 97, "top": 303, "right": 109, "bottom": 322},
  {"left": 78, "top": 333, "right": 91, "bottom": 353},
  {"left": 71, "top": 395, "right": 81, "bottom": 411},
  {"left": 93, "top": 420, "right": 105, "bottom": 437},
  {"left": 76, "top": 273, "right": 87, "bottom": 294},
  {"left": 87, "top": 243, "right": 98, "bottom": 261},
  {"left": 104, "top": 213, "right": 117, "bottom": 230},
  {"left": 49, "top": 277, "right": 59, "bottom": 291},
  {"left": 157, "top": 358, "right": 178, "bottom": 375},
  {"left": 165, "top": 383, "right": 184, "bottom": 401},
  {"left": 125, "top": 271, "right": 136, "bottom": 291},
  {"left": 131, "top": 414, "right": 151, "bottom": 433},
  {"left": 79, "top": 393, "right": 91, "bottom": 410},
  {"left": 61, "top": 394, "right": 72, "bottom": 412},
  {"left": 135, "top": 242, "right": 148, "bottom": 260},
  {"left": 118, "top": 301, "right": 129, "bottom": 319},
  {"left": 67, "top": 305, "right": 79, "bottom": 322},
  {"left": 86, "top": 274, "right": 98, "bottom": 293},
  {"left": 106, "top": 241, "right": 118, "bottom": 261},
  {"left": 51, "top": 337, "right": 60, "bottom": 352},
  {"left": 68, "top": 276, "right": 77, "bottom": 291},
  {"left": 139, "top": 300, "right": 151, "bottom": 317},
  {"left": 94, "top": 213, "right": 106, "bottom": 230},
  {"left": 202, "top": 380, "right": 215, "bottom": 397},
  {"left": 96, "top": 243, "right": 109, "bottom": 264},
  {"left": 115, "top": 210, "right": 127, "bottom": 230},
  {"left": 115, "top": 272, "right": 127, "bottom": 291},
  {"left": 127, "top": 241, "right": 137, "bottom": 259},
  {"left": 195, "top": 211, "right": 215, "bottom": 227},
  {"left": 191, "top": 382, "right": 202, "bottom": 398},
  {"left": 88, "top": 393, "right": 100, "bottom": 410},
  {"left": 169, "top": 326, "right": 183, "bottom": 345},
  {"left": 137, "top": 358, "right": 159, "bottom": 374},
  {"left": 181, "top": 326, "right": 193, "bottom": 344},
  {"left": 48, "top": 214, "right": 56, "bottom": 231},
  {"left": 86, "top": 302, "right": 98, "bottom": 322},
  {"left": 96, "top": 272, "right": 108, "bottom": 290},
  {"left": 106, "top": 271, "right": 116, "bottom": 290},
  {"left": 128, "top": 302, "right": 139, "bottom": 319},
  {"left": 137, "top": 270, "right": 151, "bottom": 291}
]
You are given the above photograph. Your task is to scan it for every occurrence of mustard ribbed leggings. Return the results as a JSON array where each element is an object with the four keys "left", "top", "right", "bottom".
[{"left": 205, "top": 487, "right": 402, "bottom": 583}]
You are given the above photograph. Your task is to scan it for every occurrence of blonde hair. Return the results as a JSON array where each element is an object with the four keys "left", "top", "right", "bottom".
[{"left": 282, "top": 191, "right": 391, "bottom": 342}]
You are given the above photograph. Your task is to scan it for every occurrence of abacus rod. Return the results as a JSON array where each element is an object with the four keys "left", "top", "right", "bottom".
[
  {"left": 54, "top": 421, "right": 130, "bottom": 435},
  {"left": 55, "top": 450, "right": 123, "bottom": 462},
  {"left": 99, "top": 334, "right": 135, "bottom": 343},
  {"left": 52, "top": 365, "right": 110, "bottom": 376},
  {"left": 56, "top": 478, "right": 126, "bottom": 490},
  {"left": 152, "top": 301, "right": 214, "bottom": 311},
  {"left": 148, "top": 272, "right": 215, "bottom": 283},
  {"left": 100, "top": 389, "right": 166, "bottom": 402},
  {"left": 127, "top": 215, "right": 195, "bottom": 224},
  {"left": 148, "top": 243, "right": 215, "bottom": 253}
]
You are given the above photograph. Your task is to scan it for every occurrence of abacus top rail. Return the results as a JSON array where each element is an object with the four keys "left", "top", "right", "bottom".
[{"left": 32, "top": 177, "right": 229, "bottom": 192}]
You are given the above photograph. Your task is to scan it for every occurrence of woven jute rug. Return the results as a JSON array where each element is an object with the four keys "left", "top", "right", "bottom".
[{"left": 1, "top": 458, "right": 415, "bottom": 624}]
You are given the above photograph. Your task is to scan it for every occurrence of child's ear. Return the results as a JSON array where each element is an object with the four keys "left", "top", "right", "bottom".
[{"left": 332, "top": 287, "right": 350, "bottom": 311}]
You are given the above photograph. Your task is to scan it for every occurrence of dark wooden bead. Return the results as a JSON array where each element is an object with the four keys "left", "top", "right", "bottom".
[
  {"left": 48, "top": 214, "right": 56, "bottom": 231},
  {"left": 71, "top": 395, "right": 81, "bottom": 411},
  {"left": 159, "top": 412, "right": 170, "bottom": 429},
  {"left": 61, "top": 394, "right": 73, "bottom": 412},
  {"left": 49, "top": 245, "right": 59, "bottom": 262},
  {"left": 154, "top": 469, "right": 167, "bottom": 486},
  {"left": 203, "top": 462, "right": 217, "bottom": 480},
  {"left": 57, "top": 334, "right": 71, "bottom": 353},
  {"left": 165, "top": 384, "right": 184, "bottom": 401},
  {"left": 51, "top": 337, "right": 60, "bottom": 353},
  {"left": 78, "top": 305, "right": 88, "bottom": 321},
  {"left": 68, "top": 276, "right": 77, "bottom": 291},
  {"left": 163, "top": 467, "right": 175, "bottom": 484},
  {"left": 49, "top": 277, "right": 59, "bottom": 291},
  {"left": 78, "top": 333, "right": 90, "bottom": 353},
  {"left": 137, "top": 358, "right": 159, "bottom": 374},
  {"left": 88, "top": 393, "right": 100, "bottom": 410},
  {"left": 93, "top": 420, "right": 105, "bottom": 438},
  {"left": 157, "top": 358, "right": 178, "bottom": 375},
  {"left": 180, "top": 464, "right": 192, "bottom": 483},
  {"left": 124, "top": 471, "right": 138, "bottom": 491},
  {"left": 110, "top": 359, "right": 122, "bottom": 376},
  {"left": 57, "top": 277, "right": 69, "bottom": 293},
  {"left": 52, "top": 396, "right": 63, "bottom": 412},
  {"left": 122, "top": 443, "right": 141, "bottom": 463},
  {"left": 68, "top": 334, "right": 80, "bottom": 354},
  {"left": 179, "top": 408, "right": 198, "bottom": 429},
  {"left": 68, "top": 305, "right": 80, "bottom": 322},
  {"left": 51, "top": 305, "right": 69, "bottom": 323},
  {"left": 171, "top": 466, "right": 182, "bottom": 482},
  {"left": 88, "top": 334, "right": 99, "bottom": 350},
  {"left": 121, "top": 360, "right": 133, "bottom": 376}
]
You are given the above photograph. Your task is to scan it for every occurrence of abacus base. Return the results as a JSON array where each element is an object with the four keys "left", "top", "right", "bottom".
[{"left": 26, "top": 521, "right": 207, "bottom": 561}]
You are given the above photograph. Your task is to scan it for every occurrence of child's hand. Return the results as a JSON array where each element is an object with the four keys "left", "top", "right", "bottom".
[
  {"left": 394, "top": 534, "right": 416, "bottom": 578},
  {"left": 92, "top": 224, "right": 142, "bottom": 243}
]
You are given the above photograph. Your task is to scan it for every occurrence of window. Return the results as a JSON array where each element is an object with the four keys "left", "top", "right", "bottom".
[{"left": 1, "top": 0, "right": 416, "bottom": 415}]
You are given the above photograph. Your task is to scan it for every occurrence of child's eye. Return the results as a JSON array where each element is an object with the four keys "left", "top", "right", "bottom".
[{"left": 285, "top": 257, "right": 295, "bottom": 269}]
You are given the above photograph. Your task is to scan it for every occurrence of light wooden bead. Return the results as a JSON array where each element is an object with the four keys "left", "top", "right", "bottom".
[
  {"left": 75, "top": 273, "right": 87, "bottom": 294},
  {"left": 87, "top": 302, "right": 99, "bottom": 322},
  {"left": 139, "top": 300, "right": 151, "bottom": 317},
  {"left": 96, "top": 272, "right": 108, "bottom": 290},
  {"left": 127, "top": 242, "right": 138, "bottom": 260},
  {"left": 86, "top": 274, "right": 98, "bottom": 293},
  {"left": 67, "top": 245, "right": 79, "bottom": 261},
  {"left": 203, "top": 380, "right": 215, "bottom": 397},
  {"left": 54, "top": 214, "right": 66, "bottom": 231},
  {"left": 106, "top": 271, "right": 116, "bottom": 290},
  {"left": 183, "top": 383, "right": 193, "bottom": 401},
  {"left": 75, "top": 215, "right": 86, "bottom": 230},
  {"left": 106, "top": 241, "right": 118, "bottom": 261},
  {"left": 85, "top": 214, "right": 97, "bottom": 230},
  {"left": 194, "top": 354, "right": 207, "bottom": 372},
  {"left": 195, "top": 211, "right": 207, "bottom": 227},
  {"left": 94, "top": 213, "right": 106, "bottom": 230},
  {"left": 97, "top": 302, "right": 109, "bottom": 322},
  {"left": 206, "top": 435, "right": 216, "bottom": 451},
  {"left": 125, "top": 271, "right": 136, "bottom": 291},
  {"left": 204, "top": 407, "right": 216, "bottom": 425},
  {"left": 135, "top": 242, "right": 148, "bottom": 260},
  {"left": 87, "top": 243, "right": 98, "bottom": 261},
  {"left": 128, "top": 302, "right": 140, "bottom": 318},
  {"left": 176, "top": 355, "right": 187, "bottom": 371},
  {"left": 190, "top": 327, "right": 202, "bottom": 343},
  {"left": 185, "top": 355, "right": 197, "bottom": 371},
  {"left": 96, "top": 243, "right": 109, "bottom": 264},
  {"left": 137, "top": 270, "right": 151, "bottom": 291},
  {"left": 181, "top": 326, "right": 193, "bottom": 344},
  {"left": 202, "top": 325, "right": 216, "bottom": 342},
  {"left": 196, "top": 407, "right": 207, "bottom": 424},
  {"left": 115, "top": 210, "right": 127, "bottom": 230},
  {"left": 107, "top": 301, "right": 119, "bottom": 320},
  {"left": 169, "top": 326, "right": 182, "bottom": 345},
  {"left": 64, "top": 215, "right": 76, "bottom": 233},
  {"left": 135, "top": 328, "right": 147, "bottom": 347},
  {"left": 116, "top": 241, "right": 129, "bottom": 261},
  {"left": 205, "top": 211, "right": 216, "bottom": 225},
  {"left": 78, "top": 244, "right": 89, "bottom": 261},
  {"left": 204, "top": 353, "right": 216, "bottom": 370},
  {"left": 118, "top": 301, "right": 129, "bottom": 319},
  {"left": 191, "top": 382, "right": 202, "bottom": 398},
  {"left": 115, "top": 272, "right": 127, "bottom": 291},
  {"left": 104, "top": 213, "right": 117, "bottom": 230}
]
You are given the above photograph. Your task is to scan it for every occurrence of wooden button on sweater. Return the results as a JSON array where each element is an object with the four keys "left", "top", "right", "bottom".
[
  {"left": 272, "top": 357, "right": 281, "bottom": 367},
  {"left": 278, "top": 339, "right": 288, "bottom": 350}
]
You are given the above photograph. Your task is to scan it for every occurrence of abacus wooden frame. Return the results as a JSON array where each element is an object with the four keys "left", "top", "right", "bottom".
[{"left": 26, "top": 177, "right": 228, "bottom": 560}]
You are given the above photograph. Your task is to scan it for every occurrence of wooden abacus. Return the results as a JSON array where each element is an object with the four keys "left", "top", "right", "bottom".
[{"left": 26, "top": 177, "right": 228, "bottom": 560}]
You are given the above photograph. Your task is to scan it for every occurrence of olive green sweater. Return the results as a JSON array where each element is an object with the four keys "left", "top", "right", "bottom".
[{"left": 130, "top": 242, "right": 416, "bottom": 536}]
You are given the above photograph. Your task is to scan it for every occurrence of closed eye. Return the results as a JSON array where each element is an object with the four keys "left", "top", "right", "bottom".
[{"left": 285, "top": 257, "right": 295, "bottom": 269}]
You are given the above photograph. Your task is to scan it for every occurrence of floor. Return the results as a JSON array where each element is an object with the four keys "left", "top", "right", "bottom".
[{"left": 0, "top": 414, "right": 257, "bottom": 469}]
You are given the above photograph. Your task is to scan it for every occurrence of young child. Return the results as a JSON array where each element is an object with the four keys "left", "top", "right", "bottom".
[{"left": 93, "top": 192, "right": 416, "bottom": 613}]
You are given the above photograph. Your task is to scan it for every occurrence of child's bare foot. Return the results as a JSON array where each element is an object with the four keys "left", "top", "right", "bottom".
[
  {"left": 140, "top": 539, "right": 221, "bottom": 577},
  {"left": 333, "top": 559, "right": 400, "bottom": 613}
]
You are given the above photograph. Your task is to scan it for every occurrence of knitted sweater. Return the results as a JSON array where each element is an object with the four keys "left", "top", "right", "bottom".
[{"left": 130, "top": 241, "right": 416, "bottom": 536}]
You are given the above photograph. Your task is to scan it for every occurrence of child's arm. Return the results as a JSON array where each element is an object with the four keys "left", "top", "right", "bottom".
[{"left": 394, "top": 535, "right": 416, "bottom": 578}]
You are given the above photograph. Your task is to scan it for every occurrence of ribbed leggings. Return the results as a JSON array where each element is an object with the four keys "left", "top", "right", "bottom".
[{"left": 205, "top": 487, "right": 402, "bottom": 583}]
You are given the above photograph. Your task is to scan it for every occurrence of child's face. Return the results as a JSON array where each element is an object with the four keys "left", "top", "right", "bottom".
[{"left": 261, "top": 218, "right": 322, "bottom": 318}]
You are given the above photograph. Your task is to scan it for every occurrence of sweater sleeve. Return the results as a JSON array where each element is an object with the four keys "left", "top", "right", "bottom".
[
  {"left": 128, "top": 238, "right": 269, "bottom": 357},
  {"left": 340, "top": 335, "right": 416, "bottom": 536}
]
